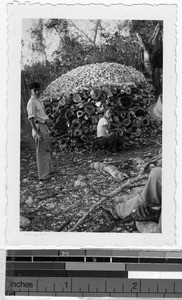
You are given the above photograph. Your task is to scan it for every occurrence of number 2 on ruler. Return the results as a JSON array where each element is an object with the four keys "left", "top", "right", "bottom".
[{"left": 132, "top": 282, "right": 138, "bottom": 290}]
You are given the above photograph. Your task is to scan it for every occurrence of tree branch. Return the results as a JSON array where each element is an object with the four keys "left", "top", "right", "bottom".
[
  {"left": 68, "top": 197, "right": 107, "bottom": 232},
  {"left": 93, "top": 20, "right": 101, "bottom": 44},
  {"left": 68, "top": 174, "right": 148, "bottom": 232},
  {"left": 149, "top": 23, "right": 160, "bottom": 46},
  {"left": 90, "top": 182, "right": 146, "bottom": 198},
  {"left": 68, "top": 19, "right": 96, "bottom": 46}
]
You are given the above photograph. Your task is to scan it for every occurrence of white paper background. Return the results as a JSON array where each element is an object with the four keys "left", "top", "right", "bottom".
[{"left": 1, "top": 0, "right": 182, "bottom": 298}]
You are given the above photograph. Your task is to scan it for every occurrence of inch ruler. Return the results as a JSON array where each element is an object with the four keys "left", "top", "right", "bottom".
[{"left": 5, "top": 249, "right": 182, "bottom": 298}]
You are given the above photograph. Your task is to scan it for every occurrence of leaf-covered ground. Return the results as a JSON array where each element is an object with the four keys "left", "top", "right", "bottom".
[{"left": 20, "top": 141, "right": 161, "bottom": 233}]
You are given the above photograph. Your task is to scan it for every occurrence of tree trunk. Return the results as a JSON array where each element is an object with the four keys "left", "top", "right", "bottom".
[
  {"left": 93, "top": 20, "right": 101, "bottom": 45},
  {"left": 21, "top": 70, "right": 30, "bottom": 128},
  {"left": 135, "top": 32, "right": 152, "bottom": 76},
  {"left": 135, "top": 23, "right": 162, "bottom": 79},
  {"left": 21, "top": 70, "right": 34, "bottom": 148}
]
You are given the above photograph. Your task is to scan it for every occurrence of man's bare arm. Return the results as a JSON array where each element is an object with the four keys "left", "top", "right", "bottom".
[
  {"left": 103, "top": 124, "right": 109, "bottom": 134},
  {"left": 29, "top": 118, "right": 42, "bottom": 139}
]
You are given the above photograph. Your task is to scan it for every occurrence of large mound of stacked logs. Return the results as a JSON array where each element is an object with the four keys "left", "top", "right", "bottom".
[{"left": 41, "top": 62, "right": 161, "bottom": 151}]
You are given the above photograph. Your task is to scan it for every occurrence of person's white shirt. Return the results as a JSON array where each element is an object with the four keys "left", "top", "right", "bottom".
[{"left": 97, "top": 117, "right": 109, "bottom": 137}]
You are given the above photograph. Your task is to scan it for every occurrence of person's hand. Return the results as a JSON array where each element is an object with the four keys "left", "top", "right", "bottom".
[{"left": 136, "top": 204, "right": 150, "bottom": 218}]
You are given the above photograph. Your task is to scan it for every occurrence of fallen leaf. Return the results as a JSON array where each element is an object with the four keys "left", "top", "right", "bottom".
[
  {"left": 20, "top": 216, "right": 30, "bottom": 228},
  {"left": 26, "top": 196, "right": 33, "bottom": 206}
]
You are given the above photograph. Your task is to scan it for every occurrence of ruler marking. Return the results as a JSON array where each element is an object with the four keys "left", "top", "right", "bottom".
[{"left": 6, "top": 251, "right": 182, "bottom": 297}]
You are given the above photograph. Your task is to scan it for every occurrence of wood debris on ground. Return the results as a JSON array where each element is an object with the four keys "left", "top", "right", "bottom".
[{"left": 20, "top": 142, "right": 161, "bottom": 232}]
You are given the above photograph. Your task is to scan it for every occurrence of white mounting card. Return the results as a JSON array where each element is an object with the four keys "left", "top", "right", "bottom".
[{"left": 5, "top": 1, "right": 177, "bottom": 248}]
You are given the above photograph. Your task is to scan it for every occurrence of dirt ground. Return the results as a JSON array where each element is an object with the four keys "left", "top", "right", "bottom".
[{"left": 20, "top": 141, "right": 161, "bottom": 233}]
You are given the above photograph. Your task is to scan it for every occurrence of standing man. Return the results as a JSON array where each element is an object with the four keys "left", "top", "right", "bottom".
[
  {"left": 97, "top": 108, "right": 118, "bottom": 154},
  {"left": 27, "top": 82, "right": 53, "bottom": 181}
]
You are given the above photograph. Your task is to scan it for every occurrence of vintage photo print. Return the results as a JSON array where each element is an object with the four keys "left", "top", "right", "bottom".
[{"left": 6, "top": 2, "right": 176, "bottom": 247}]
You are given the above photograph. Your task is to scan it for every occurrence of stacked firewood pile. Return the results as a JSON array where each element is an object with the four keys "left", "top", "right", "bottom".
[{"left": 41, "top": 62, "right": 161, "bottom": 151}]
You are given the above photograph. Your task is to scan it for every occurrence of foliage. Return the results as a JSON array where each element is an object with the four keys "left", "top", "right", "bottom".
[
  {"left": 130, "top": 20, "right": 163, "bottom": 48},
  {"left": 21, "top": 19, "right": 163, "bottom": 141},
  {"left": 45, "top": 19, "right": 69, "bottom": 35},
  {"left": 30, "top": 19, "right": 46, "bottom": 54},
  {"left": 22, "top": 18, "right": 163, "bottom": 79},
  {"left": 95, "top": 33, "right": 142, "bottom": 69},
  {"left": 23, "top": 60, "right": 64, "bottom": 93},
  {"left": 53, "top": 34, "right": 88, "bottom": 71}
]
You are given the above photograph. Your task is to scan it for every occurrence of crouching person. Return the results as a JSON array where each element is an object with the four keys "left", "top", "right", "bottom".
[{"left": 97, "top": 108, "right": 118, "bottom": 154}]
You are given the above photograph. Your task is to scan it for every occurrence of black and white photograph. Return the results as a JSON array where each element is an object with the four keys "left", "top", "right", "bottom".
[
  {"left": 20, "top": 18, "right": 163, "bottom": 233},
  {"left": 6, "top": 3, "right": 176, "bottom": 247}
]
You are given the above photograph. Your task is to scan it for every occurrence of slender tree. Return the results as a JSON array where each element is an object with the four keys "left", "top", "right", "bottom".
[{"left": 130, "top": 20, "right": 163, "bottom": 77}]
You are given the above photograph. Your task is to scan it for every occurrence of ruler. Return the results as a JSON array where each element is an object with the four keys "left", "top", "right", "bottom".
[{"left": 5, "top": 249, "right": 182, "bottom": 298}]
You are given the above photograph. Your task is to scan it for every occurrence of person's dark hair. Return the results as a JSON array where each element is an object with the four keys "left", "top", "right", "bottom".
[{"left": 29, "top": 82, "right": 41, "bottom": 90}]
